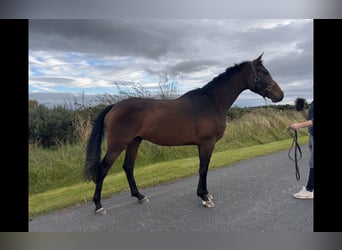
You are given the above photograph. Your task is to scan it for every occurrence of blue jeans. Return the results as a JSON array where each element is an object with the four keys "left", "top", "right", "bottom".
[
  {"left": 309, "top": 134, "right": 313, "bottom": 169},
  {"left": 306, "top": 134, "right": 314, "bottom": 191}
]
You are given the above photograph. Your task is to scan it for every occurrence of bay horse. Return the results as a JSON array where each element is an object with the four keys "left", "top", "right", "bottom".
[{"left": 84, "top": 53, "right": 284, "bottom": 214}]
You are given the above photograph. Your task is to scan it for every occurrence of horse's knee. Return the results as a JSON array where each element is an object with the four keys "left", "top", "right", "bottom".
[{"left": 123, "top": 164, "right": 133, "bottom": 174}]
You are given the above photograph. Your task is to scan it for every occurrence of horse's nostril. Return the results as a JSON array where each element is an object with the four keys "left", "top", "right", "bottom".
[{"left": 274, "top": 93, "right": 284, "bottom": 102}]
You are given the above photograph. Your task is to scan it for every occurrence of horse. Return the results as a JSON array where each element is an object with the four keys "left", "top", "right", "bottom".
[{"left": 84, "top": 53, "right": 284, "bottom": 214}]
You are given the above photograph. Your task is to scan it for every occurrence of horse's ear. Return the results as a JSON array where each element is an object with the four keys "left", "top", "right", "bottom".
[{"left": 253, "top": 52, "right": 264, "bottom": 63}]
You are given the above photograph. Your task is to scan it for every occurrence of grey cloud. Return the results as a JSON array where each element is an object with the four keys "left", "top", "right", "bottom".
[
  {"left": 29, "top": 19, "right": 313, "bottom": 107},
  {"left": 167, "top": 60, "right": 218, "bottom": 75},
  {"left": 29, "top": 19, "right": 190, "bottom": 60},
  {"left": 31, "top": 77, "right": 75, "bottom": 84},
  {"left": 144, "top": 59, "right": 219, "bottom": 79},
  {"left": 267, "top": 52, "right": 313, "bottom": 82}
]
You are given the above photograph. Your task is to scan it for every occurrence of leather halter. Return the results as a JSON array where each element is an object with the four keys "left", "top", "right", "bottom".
[
  {"left": 250, "top": 62, "right": 276, "bottom": 93},
  {"left": 250, "top": 61, "right": 260, "bottom": 82}
]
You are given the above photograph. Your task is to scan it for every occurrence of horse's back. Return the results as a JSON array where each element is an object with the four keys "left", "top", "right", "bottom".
[{"left": 103, "top": 96, "right": 225, "bottom": 146}]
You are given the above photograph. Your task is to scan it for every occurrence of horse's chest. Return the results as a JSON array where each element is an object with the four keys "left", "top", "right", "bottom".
[{"left": 197, "top": 116, "right": 226, "bottom": 141}]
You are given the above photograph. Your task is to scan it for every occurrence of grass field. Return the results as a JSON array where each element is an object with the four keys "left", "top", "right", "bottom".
[{"left": 29, "top": 107, "right": 309, "bottom": 217}]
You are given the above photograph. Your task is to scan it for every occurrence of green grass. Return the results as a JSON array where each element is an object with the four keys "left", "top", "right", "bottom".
[
  {"left": 29, "top": 107, "right": 310, "bottom": 217},
  {"left": 29, "top": 136, "right": 308, "bottom": 218},
  {"left": 29, "top": 108, "right": 307, "bottom": 194}
]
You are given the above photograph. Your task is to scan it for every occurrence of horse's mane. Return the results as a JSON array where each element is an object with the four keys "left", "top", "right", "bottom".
[{"left": 183, "top": 61, "right": 249, "bottom": 96}]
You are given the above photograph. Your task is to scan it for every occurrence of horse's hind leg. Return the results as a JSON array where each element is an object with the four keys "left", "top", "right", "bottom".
[
  {"left": 93, "top": 146, "right": 125, "bottom": 214},
  {"left": 123, "top": 137, "right": 148, "bottom": 203}
]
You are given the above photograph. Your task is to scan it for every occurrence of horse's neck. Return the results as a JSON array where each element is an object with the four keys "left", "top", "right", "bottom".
[{"left": 207, "top": 75, "right": 247, "bottom": 112}]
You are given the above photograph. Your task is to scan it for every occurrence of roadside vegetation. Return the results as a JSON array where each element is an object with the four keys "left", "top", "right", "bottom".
[
  {"left": 29, "top": 86, "right": 310, "bottom": 217},
  {"left": 29, "top": 103, "right": 308, "bottom": 217}
]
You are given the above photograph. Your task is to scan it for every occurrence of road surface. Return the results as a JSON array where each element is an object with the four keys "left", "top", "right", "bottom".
[{"left": 29, "top": 146, "right": 313, "bottom": 232}]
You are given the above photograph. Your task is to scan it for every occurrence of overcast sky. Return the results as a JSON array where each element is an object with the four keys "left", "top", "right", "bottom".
[{"left": 29, "top": 19, "right": 313, "bottom": 107}]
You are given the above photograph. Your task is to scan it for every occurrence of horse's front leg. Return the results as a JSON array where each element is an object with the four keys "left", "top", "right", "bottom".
[{"left": 197, "top": 142, "right": 215, "bottom": 208}]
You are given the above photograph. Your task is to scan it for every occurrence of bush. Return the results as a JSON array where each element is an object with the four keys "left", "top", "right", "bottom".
[
  {"left": 29, "top": 105, "right": 77, "bottom": 147},
  {"left": 227, "top": 106, "right": 251, "bottom": 120}
]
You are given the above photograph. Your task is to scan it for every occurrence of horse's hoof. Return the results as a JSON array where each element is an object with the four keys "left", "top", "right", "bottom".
[
  {"left": 94, "top": 207, "right": 107, "bottom": 215},
  {"left": 138, "top": 196, "right": 149, "bottom": 203},
  {"left": 202, "top": 194, "right": 215, "bottom": 208},
  {"left": 207, "top": 194, "right": 213, "bottom": 200},
  {"left": 202, "top": 199, "right": 215, "bottom": 208}
]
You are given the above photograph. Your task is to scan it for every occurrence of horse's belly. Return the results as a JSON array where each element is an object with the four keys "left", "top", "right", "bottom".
[{"left": 140, "top": 124, "right": 196, "bottom": 146}]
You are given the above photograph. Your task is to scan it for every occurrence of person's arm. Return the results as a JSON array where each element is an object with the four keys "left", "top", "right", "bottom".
[{"left": 289, "top": 120, "right": 313, "bottom": 130}]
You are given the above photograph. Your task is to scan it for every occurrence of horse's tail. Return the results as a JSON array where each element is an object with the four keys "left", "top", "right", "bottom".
[{"left": 84, "top": 104, "right": 114, "bottom": 183}]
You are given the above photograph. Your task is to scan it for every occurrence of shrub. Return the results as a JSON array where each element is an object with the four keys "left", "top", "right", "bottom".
[{"left": 29, "top": 105, "right": 77, "bottom": 147}]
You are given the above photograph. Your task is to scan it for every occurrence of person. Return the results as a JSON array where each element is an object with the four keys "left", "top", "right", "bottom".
[{"left": 288, "top": 100, "right": 314, "bottom": 199}]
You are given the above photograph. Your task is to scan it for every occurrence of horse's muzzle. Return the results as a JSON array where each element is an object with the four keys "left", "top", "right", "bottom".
[
  {"left": 270, "top": 92, "right": 284, "bottom": 102},
  {"left": 269, "top": 83, "right": 284, "bottom": 102}
]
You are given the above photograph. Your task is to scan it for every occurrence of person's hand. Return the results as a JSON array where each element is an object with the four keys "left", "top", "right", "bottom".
[{"left": 289, "top": 123, "right": 301, "bottom": 130}]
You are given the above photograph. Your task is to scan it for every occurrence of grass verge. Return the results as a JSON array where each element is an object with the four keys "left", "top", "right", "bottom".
[{"left": 29, "top": 136, "right": 308, "bottom": 218}]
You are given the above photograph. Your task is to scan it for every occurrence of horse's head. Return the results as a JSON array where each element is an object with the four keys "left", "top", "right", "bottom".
[{"left": 247, "top": 53, "right": 284, "bottom": 102}]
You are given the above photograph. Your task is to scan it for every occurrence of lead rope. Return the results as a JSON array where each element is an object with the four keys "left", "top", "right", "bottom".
[{"left": 287, "top": 128, "right": 302, "bottom": 180}]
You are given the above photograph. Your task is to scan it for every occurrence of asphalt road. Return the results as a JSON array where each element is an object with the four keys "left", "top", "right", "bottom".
[{"left": 29, "top": 146, "right": 313, "bottom": 232}]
